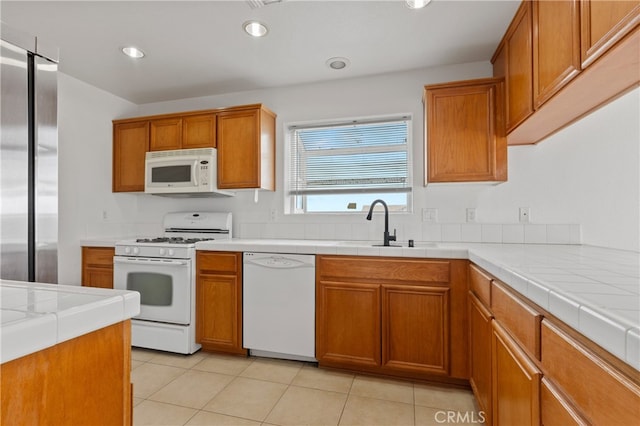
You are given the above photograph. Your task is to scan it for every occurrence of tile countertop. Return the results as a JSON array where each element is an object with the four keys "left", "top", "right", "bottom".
[
  {"left": 1, "top": 280, "right": 140, "bottom": 364},
  {"left": 195, "top": 239, "right": 640, "bottom": 370}
]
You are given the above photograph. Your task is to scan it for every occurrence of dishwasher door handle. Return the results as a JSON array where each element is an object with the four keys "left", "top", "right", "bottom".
[{"left": 244, "top": 255, "right": 313, "bottom": 269}]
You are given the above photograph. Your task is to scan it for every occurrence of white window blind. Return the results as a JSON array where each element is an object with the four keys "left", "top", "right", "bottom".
[{"left": 288, "top": 116, "right": 412, "bottom": 213}]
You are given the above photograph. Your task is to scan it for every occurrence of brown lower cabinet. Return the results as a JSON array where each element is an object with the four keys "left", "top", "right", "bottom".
[
  {"left": 316, "top": 255, "right": 468, "bottom": 382},
  {"left": 469, "top": 292, "right": 493, "bottom": 425},
  {"left": 196, "top": 251, "right": 246, "bottom": 355},
  {"left": 1, "top": 321, "right": 132, "bottom": 425},
  {"left": 82, "top": 246, "right": 115, "bottom": 288},
  {"left": 469, "top": 263, "right": 640, "bottom": 425},
  {"left": 492, "top": 320, "right": 541, "bottom": 426}
]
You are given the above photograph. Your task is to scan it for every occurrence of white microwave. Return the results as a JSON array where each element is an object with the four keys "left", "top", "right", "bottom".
[{"left": 145, "top": 148, "right": 233, "bottom": 197}]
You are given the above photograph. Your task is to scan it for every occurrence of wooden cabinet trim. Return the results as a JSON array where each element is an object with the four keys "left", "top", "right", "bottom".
[{"left": 541, "top": 319, "right": 640, "bottom": 424}]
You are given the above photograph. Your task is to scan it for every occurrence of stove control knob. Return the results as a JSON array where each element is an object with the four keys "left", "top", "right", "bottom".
[
  {"left": 159, "top": 248, "right": 166, "bottom": 256},
  {"left": 168, "top": 249, "right": 175, "bottom": 257},
  {"left": 124, "top": 247, "right": 131, "bottom": 255},
  {"left": 133, "top": 247, "right": 140, "bottom": 255}
]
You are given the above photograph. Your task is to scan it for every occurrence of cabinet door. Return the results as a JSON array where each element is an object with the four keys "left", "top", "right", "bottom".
[
  {"left": 424, "top": 78, "right": 506, "bottom": 183},
  {"left": 533, "top": 0, "right": 581, "bottom": 108},
  {"left": 505, "top": 1, "right": 534, "bottom": 131},
  {"left": 113, "top": 121, "right": 149, "bottom": 192},
  {"left": 541, "top": 378, "right": 588, "bottom": 426},
  {"left": 316, "top": 281, "right": 381, "bottom": 368},
  {"left": 217, "top": 108, "right": 261, "bottom": 189},
  {"left": 469, "top": 293, "right": 493, "bottom": 425},
  {"left": 581, "top": 0, "right": 640, "bottom": 67},
  {"left": 381, "top": 284, "right": 449, "bottom": 376},
  {"left": 150, "top": 117, "right": 182, "bottom": 151},
  {"left": 492, "top": 321, "right": 541, "bottom": 426},
  {"left": 183, "top": 113, "right": 216, "bottom": 149},
  {"left": 196, "top": 273, "right": 244, "bottom": 354}
]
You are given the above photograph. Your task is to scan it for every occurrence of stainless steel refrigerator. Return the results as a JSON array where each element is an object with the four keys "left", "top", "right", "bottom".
[{"left": 1, "top": 24, "right": 58, "bottom": 283}]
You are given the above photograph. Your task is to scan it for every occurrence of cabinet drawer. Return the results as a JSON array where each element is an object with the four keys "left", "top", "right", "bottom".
[
  {"left": 491, "top": 280, "right": 542, "bottom": 359},
  {"left": 541, "top": 320, "right": 640, "bottom": 424},
  {"left": 469, "top": 264, "right": 492, "bottom": 306},
  {"left": 197, "top": 251, "right": 240, "bottom": 274},
  {"left": 318, "top": 256, "right": 450, "bottom": 284},
  {"left": 82, "top": 247, "right": 115, "bottom": 267}
]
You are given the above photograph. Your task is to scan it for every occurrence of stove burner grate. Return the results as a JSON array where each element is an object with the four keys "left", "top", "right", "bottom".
[{"left": 135, "top": 237, "right": 215, "bottom": 244}]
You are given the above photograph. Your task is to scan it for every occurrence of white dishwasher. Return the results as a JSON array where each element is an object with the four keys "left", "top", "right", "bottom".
[{"left": 243, "top": 252, "right": 316, "bottom": 361}]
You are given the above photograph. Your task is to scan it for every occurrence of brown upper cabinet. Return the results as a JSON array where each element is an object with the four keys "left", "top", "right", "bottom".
[
  {"left": 149, "top": 113, "right": 217, "bottom": 151},
  {"left": 581, "top": 0, "right": 640, "bottom": 67},
  {"left": 113, "top": 120, "right": 149, "bottom": 192},
  {"left": 112, "top": 104, "right": 275, "bottom": 193},
  {"left": 532, "top": 0, "right": 581, "bottom": 108},
  {"left": 494, "top": 0, "right": 639, "bottom": 145},
  {"left": 150, "top": 117, "right": 183, "bottom": 151},
  {"left": 493, "top": 1, "right": 533, "bottom": 132},
  {"left": 424, "top": 77, "right": 507, "bottom": 183},
  {"left": 182, "top": 113, "right": 217, "bottom": 149},
  {"left": 216, "top": 105, "right": 276, "bottom": 191}
]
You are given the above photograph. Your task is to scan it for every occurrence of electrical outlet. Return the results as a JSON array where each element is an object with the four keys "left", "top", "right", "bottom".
[
  {"left": 422, "top": 208, "right": 438, "bottom": 223},
  {"left": 270, "top": 209, "right": 277, "bottom": 222},
  {"left": 466, "top": 208, "right": 477, "bottom": 223},
  {"left": 519, "top": 207, "right": 531, "bottom": 223},
  {"left": 102, "top": 210, "right": 108, "bottom": 221}
]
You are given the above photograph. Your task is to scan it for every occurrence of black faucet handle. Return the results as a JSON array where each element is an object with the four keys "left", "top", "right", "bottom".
[{"left": 389, "top": 228, "right": 397, "bottom": 241}]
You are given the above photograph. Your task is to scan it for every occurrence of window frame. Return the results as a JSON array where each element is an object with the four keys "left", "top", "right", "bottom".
[{"left": 285, "top": 114, "right": 414, "bottom": 215}]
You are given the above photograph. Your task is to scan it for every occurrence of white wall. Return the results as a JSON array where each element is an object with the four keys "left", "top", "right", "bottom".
[
  {"left": 477, "top": 88, "right": 640, "bottom": 251},
  {"left": 58, "top": 64, "right": 639, "bottom": 284}
]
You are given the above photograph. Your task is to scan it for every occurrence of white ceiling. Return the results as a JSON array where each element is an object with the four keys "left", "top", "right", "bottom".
[{"left": 1, "top": 0, "right": 520, "bottom": 104}]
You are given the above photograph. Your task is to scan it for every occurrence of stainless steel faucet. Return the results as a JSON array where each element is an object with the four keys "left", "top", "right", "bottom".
[{"left": 366, "top": 199, "right": 397, "bottom": 246}]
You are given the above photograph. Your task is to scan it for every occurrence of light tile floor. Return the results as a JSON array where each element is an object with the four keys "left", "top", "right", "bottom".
[{"left": 131, "top": 348, "right": 484, "bottom": 426}]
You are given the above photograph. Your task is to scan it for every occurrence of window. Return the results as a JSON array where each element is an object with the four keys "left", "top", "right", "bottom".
[{"left": 287, "top": 116, "right": 412, "bottom": 214}]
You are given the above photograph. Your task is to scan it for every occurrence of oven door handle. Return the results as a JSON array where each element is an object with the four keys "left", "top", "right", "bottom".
[{"left": 113, "top": 257, "right": 189, "bottom": 267}]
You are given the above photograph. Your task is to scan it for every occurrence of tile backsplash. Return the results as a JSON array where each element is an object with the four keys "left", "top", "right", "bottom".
[{"left": 238, "top": 222, "right": 582, "bottom": 245}]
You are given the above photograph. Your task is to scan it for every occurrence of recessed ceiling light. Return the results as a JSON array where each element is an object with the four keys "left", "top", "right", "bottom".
[
  {"left": 326, "top": 57, "right": 350, "bottom": 70},
  {"left": 122, "top": 46, "right": 145, "bottom": 59},
  {"left": 406, "top": 0, "right": 431, "bottom": 9},
  {"left": 243, "top": 21, "right": 268, "bottom": 37}
]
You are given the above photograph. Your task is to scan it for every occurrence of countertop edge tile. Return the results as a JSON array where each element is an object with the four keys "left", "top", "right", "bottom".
[{"left": 1, "top": 281, "right": 140, "bottom": 364}]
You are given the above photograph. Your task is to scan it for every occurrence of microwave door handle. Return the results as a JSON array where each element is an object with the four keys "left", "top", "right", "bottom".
[{"left": 192, "top": 160, "right": 199, "bottom": 185}]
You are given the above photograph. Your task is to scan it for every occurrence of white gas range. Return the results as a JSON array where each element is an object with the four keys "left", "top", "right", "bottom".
[{"left": 114, "top": 211, "right": 232, "bottom": 354}]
